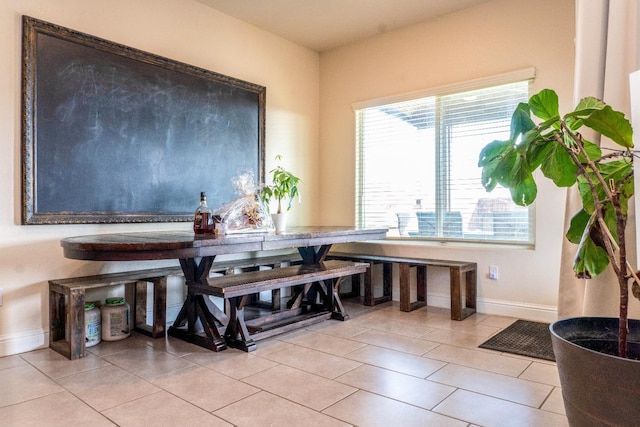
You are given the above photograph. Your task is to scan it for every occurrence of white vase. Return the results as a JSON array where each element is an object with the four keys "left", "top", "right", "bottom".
[{"left": 271, "top": 213, "right": 287, "bottom": 233}]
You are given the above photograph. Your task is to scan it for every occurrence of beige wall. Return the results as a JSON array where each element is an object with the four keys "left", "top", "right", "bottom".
[
  {"left": 0, "top": 0, "right": 319, "bottom": 355},
  {"left": 320, "top": 0, "right": 576, "bottom": 321}
]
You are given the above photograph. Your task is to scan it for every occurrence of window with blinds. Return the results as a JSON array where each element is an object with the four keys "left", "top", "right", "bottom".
[{"left": 354, "top": 72, "right": 534, "bottom": 244}]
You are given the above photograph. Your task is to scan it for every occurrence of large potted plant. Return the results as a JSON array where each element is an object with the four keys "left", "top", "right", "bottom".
[
  {"left": 260, "top": 155, "right": 301, "bottom": 232},
  {"left": 478, "top": 88, "right": 639, "bottom": 425}
]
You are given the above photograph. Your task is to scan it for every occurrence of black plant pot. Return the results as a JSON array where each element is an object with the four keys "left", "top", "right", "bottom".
[{"left": 550, "top": 317, "right": 640, "bottom": 426}]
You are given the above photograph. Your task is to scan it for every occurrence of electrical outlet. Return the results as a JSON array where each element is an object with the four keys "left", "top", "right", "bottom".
[{"left": 489, "top": 265, "right": 499, "bottom": 280}]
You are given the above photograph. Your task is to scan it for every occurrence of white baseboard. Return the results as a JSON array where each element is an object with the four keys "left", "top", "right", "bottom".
[
  {"left": 0, "top": 302, "right": 188, "bottom": 358},
  {"left": 426, "top": 292, "right": 558, "bottom": 323},
  {"left": 0, "top": 328, "right": 48, "bottom": 358}
]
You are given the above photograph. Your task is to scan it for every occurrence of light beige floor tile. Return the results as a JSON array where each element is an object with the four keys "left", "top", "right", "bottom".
[
  {"left": 366, "top": 317, "right": 436, "bottom": 338},
  {"left": 102, "top": 345, "right": 195, "bottom": 380},
  {"left": 350, "top": 328, "right": 440, "bottom": 355},
  {"left": 344, "top": 344, "right": 446, "bottom": 377},
  {"left": 424, "top": 343, "right": 531, "bottom": 377},
  {"left": 145, "top": 335, "right": 214, "bottom": 357},
  {"left": 250, "top": 336, "right": 293, "bottom": 356},
  {"left": 242, "top": 364, "right": 357, "bottom": 411},
  {"left": 356, "top": 306, "right": 431, "bottom": 326},
  {"left": 214, "top": 391, "right": 350, "bottom": 427},
  {"left": 184, "top": 349, "right": 279, "bottom": 379},
  {"left": 262, "top": 344, "right": 362, "bottom": 379},
  {"left": 102, "top": 390, "right": 231, "bottom": 426},
  {"left": 0, "top": 354, "right": 27, "bottom": 370},
  {"left": 542, "top": 387, "right": 567, "bottom": 415},
  {"left": 421, "top": 327, "right": 490, "bottom": 348},
  {"left": 424, "top": 306, "right": 452, "bottom": 317},
  {"left": 282, "top": 330, "right": 367, "bottom": 356},
  {"left": 0, "top": 391, "right": 114, "bottom": 427},
  {"left": 428, "top": 363, "right": 553, "bottom": 407},
  {"left": 434, "top": 389, "right": 569, "bottom": 426},
  {"left": 152, "top": 365, "right": 260, "bottom": 412},
  {"left": 56, "top": 364, "right": 161, "bottom": 411},
  {"left": 323, "top": 390, "right": 467, "bottom": 426},
  {"left": 448, "top": 322, "right": 501, "bottom": 338},
  {"left": 419, "top": 316, "right": 501, "bottom": 338},
  {"left": 0, "top": 364, "right": 64, "bottom": 407},
  {"left": 20, "top": 348, "right": 110, "bottom": 379},
  {"left": 85, "top": 333, "right": 152, "bottom": 357},
  {"left": 477, "top": 315, "right": 518, "bottom": 328},
  {"left": 485, "top": 347, "right": 559, "bottom": 365},
  {"left": 519, "top": 361, "right": 561, "bottom": 386},
  {"left": 335, "top": 364, "right": 455, "bottom": 410},
  {"left": 306, "top": 319, "right": 372, "bottom": 338}
]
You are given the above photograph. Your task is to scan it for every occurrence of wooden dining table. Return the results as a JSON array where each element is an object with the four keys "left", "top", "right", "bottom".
[{"left": 61, "top": 226, "right": 387, "bottom": 351}]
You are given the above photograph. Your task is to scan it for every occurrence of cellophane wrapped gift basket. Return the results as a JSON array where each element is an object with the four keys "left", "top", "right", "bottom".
[{"left": 214, "top": 171, "right": 274, "bottom": 234}]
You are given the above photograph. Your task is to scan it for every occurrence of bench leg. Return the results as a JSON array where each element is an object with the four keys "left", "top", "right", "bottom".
[
  {"left": 330, "top": 277, "right": 349, "bottom": 321},
  {"left": 399, "top": 263, "right": 411, "bottom": 312},
  {"left": 450, "top": 266, "right": 477, "bottom": 320},
  {"left": 465, "top": 268, "right": 477, "bottom": 315},
  {"left": 49, "top": 286, "right": 86, "bottom": 360},
  {"left": 382, "top": 262, "right": 393, "bottom": 303},
  {"left": 400, "top": 264, "right": 428, "bottom": 312},
  {"left": 417, "top": 265, "right": 427, "bottom": 305},
  {"left": 134, "top": 277, "right": 167, "bottom": 339},
  {"left": 363, "top": 261, "right": 392, "bottom": 306},
  {"left": 225, "top": 295, "right": 256, "bottom": 352},
  {"left": 363, "top": 263, "right": 374, "bottom": 306}
]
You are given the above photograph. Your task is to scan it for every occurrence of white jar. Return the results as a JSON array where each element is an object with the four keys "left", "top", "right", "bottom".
[
  {"left": 101, "top": 297, "right": 131, "bottom": 341},
  {"left": 84, "top": 302, "right": 101, "bottom": 347}
]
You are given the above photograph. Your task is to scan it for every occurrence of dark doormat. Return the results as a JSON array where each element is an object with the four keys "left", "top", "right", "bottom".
[{"left": 479, "top": 319, "right": 555, "bottom": 361}]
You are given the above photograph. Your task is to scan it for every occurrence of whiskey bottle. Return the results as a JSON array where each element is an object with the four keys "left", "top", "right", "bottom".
[{"left": 193, "top": 192, "right": 213, "bottom": 234}]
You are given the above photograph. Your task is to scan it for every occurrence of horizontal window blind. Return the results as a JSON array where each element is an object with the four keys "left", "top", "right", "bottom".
[{"left": 355, "top": 75, "right": 534, "bottom": 243}]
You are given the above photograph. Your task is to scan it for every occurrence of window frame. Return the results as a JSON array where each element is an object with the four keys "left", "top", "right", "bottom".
[{"left": 353, "top": 68, "right": 536, "bottom": 245}]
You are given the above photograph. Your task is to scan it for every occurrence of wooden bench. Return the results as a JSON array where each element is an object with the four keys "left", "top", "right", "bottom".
[
  {"left": 190, "top": 260, "right": 368, "bottom": 352},
  {"left": 208, "top": 253, "right": 302, "bottom": 310},
  {"left": 49, "top": 253, "right": 301, "bottom": 359},
  {"left": 327, "top": 252, "right": 477, "bottom": 321},
  {"left": 49, "top": 266, "right": 183, "bottom": 360}
]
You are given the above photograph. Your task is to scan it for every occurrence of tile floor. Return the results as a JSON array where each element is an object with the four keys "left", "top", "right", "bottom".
[{"left": 0, "top": 301, "right": 568, "bottom": 426}]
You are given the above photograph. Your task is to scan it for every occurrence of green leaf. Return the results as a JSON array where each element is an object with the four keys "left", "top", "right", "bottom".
[
  {"left": 509, "top": 103, "right": 535, "bottom": 141},
  {"left": 540, "top": 142, "right": 578, "bottom": 187},
  {"left": 577, "top": 175, "right": 597, "bottom": 214},
  {"left": 505, "top": 155, "right": 537, "bottom": 206},
  {"left": 581, "top": 139, "right": 602, "bottom": 161},
  {"left": 509, "top": 177, "right": 537, "bottom": 206},
  {"left": 479, "top": 139, "right": 514, "bottom": 191},
  {"left": 529, "top": 89, "right": 559, "bottom": 121},
  {"left": 582, "top": 106, "right": 634, "bottom": 148},
  {"left": 573, "top": 235, "right": 610, "bottom": 278},
  {"left": 524, "top": 128, "right": 558, "bottom": 170},
  {"left": 618, "top": 178, "right": 634, "bottom": 215},
  {"left": 566, "top": 208, "right": 590, "bottom": 244},
  {"left": 574, "top": 96, "right": 606, "bottom": 112}
]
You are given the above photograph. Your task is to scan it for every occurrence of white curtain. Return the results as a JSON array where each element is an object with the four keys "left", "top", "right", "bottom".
[{"left": 558, "top": 0, "right": 640, "bottom": 318}]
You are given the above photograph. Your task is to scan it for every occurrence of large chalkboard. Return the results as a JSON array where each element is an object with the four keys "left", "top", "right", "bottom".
[{"left": 21, "top": 16, "right": 265, "bottom": 224}]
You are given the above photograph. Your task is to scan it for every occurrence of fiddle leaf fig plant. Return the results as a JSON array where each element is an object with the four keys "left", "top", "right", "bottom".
[
  {"left": 478, "top": 88, "right": 637, "bottom": 358},
  {"left": 260, "top": 155, "right": 301, "bottom": 215}
]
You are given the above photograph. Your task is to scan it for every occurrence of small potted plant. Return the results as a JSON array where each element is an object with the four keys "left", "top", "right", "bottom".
[
  {"left": 478, "top": 88, "right": 637, "bottom": 425},
  {"left": 260, "top": 155, "right": 301, "bottom": 232}
]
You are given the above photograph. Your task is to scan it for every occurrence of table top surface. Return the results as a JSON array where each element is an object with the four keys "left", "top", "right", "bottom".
[{"left": 60, "top": 226, "right": 388, "bottom": 261}]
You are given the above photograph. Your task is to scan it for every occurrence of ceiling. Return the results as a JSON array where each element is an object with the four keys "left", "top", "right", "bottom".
[{"left": 196, "top": 0, "right": 495, "bottom": 52}]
